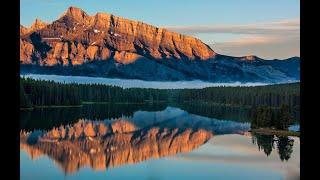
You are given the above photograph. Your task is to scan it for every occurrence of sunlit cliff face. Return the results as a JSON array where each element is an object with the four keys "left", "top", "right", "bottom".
[
  {"left": 20, "top": 119, "right": 213, "bottom": 174},
  {"left": 20, "top": 6, "right": 216, "bottom": 66}
]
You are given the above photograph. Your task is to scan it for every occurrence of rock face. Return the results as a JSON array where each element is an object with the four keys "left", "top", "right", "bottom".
[
  {"left": 20, "top": 6, "right": 215, "bottom": 66},
  {"left": 30, "top": 19, "right": 48, "bottom": 32},
  {"left": 20, "top": 119, "right": 213, "bottom": 174},
  {"left": 20, "top": 6, "right": 300, "bottom": 83},
  {"left": 20, "top": 19, "right": 48, "bottom": 36},
  {"left": 20, "top": 25, "right": 29, "bottom": 36}
]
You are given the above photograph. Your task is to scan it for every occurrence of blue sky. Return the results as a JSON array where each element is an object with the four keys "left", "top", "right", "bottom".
[{"left": 20, "top": 0, "right": 300, "bottom": 59}]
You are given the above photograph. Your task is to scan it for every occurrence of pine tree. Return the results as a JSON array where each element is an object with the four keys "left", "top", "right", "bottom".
[{"left": 278, "top": 104, "right": 292, "bottom": 130}]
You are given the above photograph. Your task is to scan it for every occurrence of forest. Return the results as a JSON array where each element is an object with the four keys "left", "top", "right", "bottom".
[
  {"left": 20, "top": 78, "right": 168, "bottom": 107},
  {"left": 20, "top": 78, "right": 300, "bottom": 110},
  {"left": 173, "top": 83, "right": 300, "bottom": 108},
  {"left": 251, "top": 104, "right": 294, "bottom": 130},
  {"left": 20, "top": 78, "right": 300, "bottom": 131}
]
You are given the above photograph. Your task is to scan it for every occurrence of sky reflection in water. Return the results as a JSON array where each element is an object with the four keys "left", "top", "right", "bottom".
[{"left": 20, "top": 105, "right": 299, "bottom": 180}]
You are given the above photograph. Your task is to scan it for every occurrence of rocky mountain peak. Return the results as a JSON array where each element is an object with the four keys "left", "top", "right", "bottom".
[
  {"left": 20, "top": 19, "right": 47, "bottom": 36},
  {"left": 20, "top": 25, "right": 29, "bottom": 35},
  {"left": 30, "top": 18, "right": 48, "bottom": 31},
  {"left": 61, "top": 6, "right": 90, "bottom": 22},
  {"left": 20, "top": 6, "right": 217, "bottom": 66}
]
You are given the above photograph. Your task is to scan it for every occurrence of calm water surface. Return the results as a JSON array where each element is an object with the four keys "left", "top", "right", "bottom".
[{"left": 20, "top": 103, "right": 299, "bottom": 180}]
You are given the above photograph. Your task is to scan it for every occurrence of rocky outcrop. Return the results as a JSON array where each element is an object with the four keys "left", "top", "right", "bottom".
[
  {"left": 20, "top": 25, "right": 29, "bottom": 36},
  {"left": 20, "top": 119, "right": 213, "bottom": 174},
  {"left": 113, "top": 51, "right": 142, "bottom": 64},
  {"left": 20, "top": 39, "right": 34, "bottom": 64},
  {"left": 20, "top": 6, "right": 215, "bottom": 66},
  {"left": 240, "top": 55, "right": 259, "bottom": 61},
  {"left": 20, "top": 19, "right": 48, "bottom": 36},
  {"left": 30, "top": 19, "right": 48, "bottom": 32}
]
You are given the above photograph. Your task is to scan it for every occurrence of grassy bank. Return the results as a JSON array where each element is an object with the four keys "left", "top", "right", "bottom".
[
  {"left": 33, "top": 105, "right": 83, "bottom": 108},
  {"left": 20, "top": 107, "right": 34, "bottom": 111},
  {"left": 19, "top": 101, "right": 149, "bottom": 109},
  {"left": 81, "top": 101, "right": 147, "bottom": 105},
  {"left": 250, "top": 128, "right": 300, "bottom": 137}
]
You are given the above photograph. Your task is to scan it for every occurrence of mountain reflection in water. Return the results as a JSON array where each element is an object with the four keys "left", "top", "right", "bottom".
[
  {"left": 20, "top": 105, "right": 299, "bottom": 179},
  {"left": 20, "top": 106, "right": 251, "bottom": 174},
  {"left": 20, "top": 118, "right": 213, "bottom": 174},
  {"left": 20, "top": 103, "right": 255, "bottom": 131}
]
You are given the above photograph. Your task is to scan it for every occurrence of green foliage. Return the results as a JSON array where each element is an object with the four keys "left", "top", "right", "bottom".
[
  {"left": 20, "top": 81, "right": 32, "bottom": 108},
  {"left": 251, "top": 104, "right": 294, "bottom": 130},
  {"left": 21, "top": 78, "right": 81, "bottom": 106},
  {"left": 277, "top": 136, "right": 294, "bottom": 161},
  {"left": 252, "top": 133, "right": 294, "bottom": 161},
  {"left": 20, "top": 78, "right": 299, "bottom": 129},
  {"left": 20, "top": 77, "right": 300, "bottom": 123},
  {"left": 20, "top": 77, "right": 169, "bottom": 107},
  {"left": 174, "top": 83, "right": 300, "bottom": 108},
  {"left": 252, "top": 134, "right": 274, "bottom": 156},
  {"left": 277, "top": 104, "right": 293, "bottom": 130},
  {"left": 251, "top": 105, "right": 273, "bottom": 128}
]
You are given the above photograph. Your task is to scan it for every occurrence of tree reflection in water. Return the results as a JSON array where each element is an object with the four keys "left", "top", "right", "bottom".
[{"left": 252, "top": 133, "right": 294, "bottom": 161}]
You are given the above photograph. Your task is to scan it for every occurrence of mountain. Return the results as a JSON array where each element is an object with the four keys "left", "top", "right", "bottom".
[
  {"left": 20, "top": 6, "right": 300, "bottom": 83},
  {"left": 20, "top": 19, "right": 48, "bottom": 36},
  {"left": 20, "top": 119, "right": 212, "bottom": 174}
]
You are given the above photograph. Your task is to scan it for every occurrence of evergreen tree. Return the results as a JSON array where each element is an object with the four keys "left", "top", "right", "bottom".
[
  {"left": 251, "top": 105, "right": 272, "bottom": 128},
  {"left": 278, "top": 104, "right": 293, "bottom": 130},
  {"left": 20, "top": 81, "right": 32, "bottom": 108},
  {"left": 277, "top": 136, "right": 294, "bottom": 161}
]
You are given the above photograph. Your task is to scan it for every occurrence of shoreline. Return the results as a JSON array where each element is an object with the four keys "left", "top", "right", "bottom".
[
  {"left": 20, "top": 101, "right": 149, "bottom": 110},
  {"left": 20, "top": 100, "right": 170, "bottom": 110},
  {"left": 250, "top": 128, "right": 300, "bottom": 137}
]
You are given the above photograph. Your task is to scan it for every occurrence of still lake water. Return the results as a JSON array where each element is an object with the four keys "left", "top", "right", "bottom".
[{"left": 20, "top": 103, "right": 300, "bottom": 180}]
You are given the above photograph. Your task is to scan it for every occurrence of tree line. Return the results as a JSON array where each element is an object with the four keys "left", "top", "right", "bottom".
[
  {"left": 173, "top": 83, "right": 300, "bottom": 109},
  {"left": 251, "top": 104, "right": 293, "bottom": 130},
  {"left": 20, "top": 78, "right": 168, "bottom": 107},
  {"left": 20, "top": 78, "right": 300, "bottom": 110}
]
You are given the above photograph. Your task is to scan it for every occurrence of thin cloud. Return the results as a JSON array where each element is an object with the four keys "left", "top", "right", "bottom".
[
  {"left": 221, "top": 36, "right": 277, "bottom": 45},
  {"left": 166, "top": 18, "right": 300, "bottom": 59},
  {"left": 212, "top": 37, "right": 299, "bottom": 59},
  {"left": 166, "top": 18, "right": 300, "bottom": 36}
]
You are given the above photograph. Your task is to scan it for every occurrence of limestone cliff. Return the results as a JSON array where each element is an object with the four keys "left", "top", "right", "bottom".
[{"left": 20, "top": 6, "right": 216, "bottom": 66}]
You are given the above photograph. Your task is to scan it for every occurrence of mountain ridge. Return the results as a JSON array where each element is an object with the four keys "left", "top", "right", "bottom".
[{"left": 20, "top": 6, "right": 300, "bottom": 83}]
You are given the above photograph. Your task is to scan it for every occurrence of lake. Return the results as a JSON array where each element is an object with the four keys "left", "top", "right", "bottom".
[{"left": 20, "top": 103, "right": 300, "bottom": 180}]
